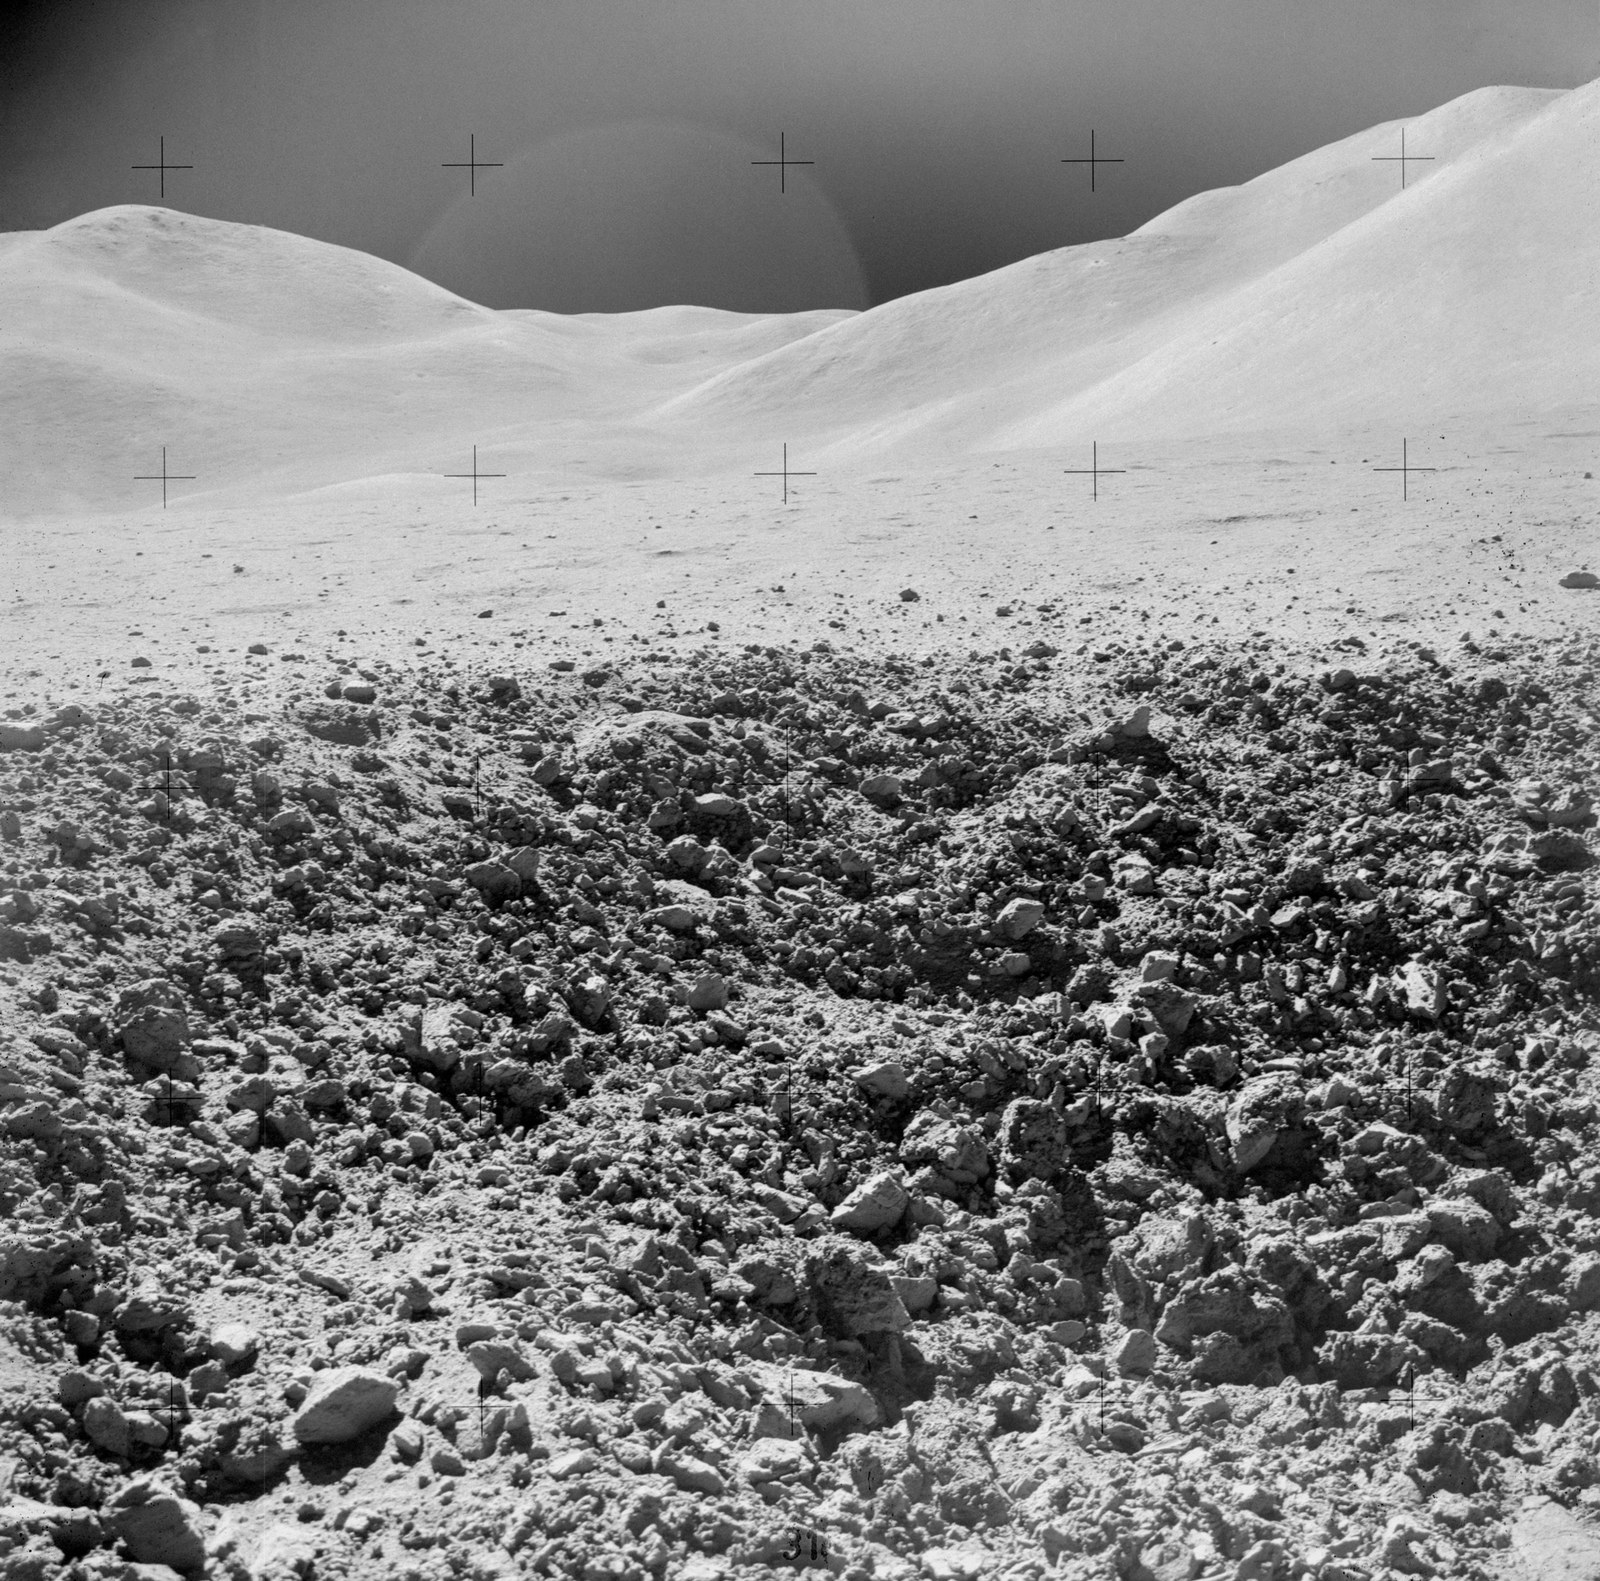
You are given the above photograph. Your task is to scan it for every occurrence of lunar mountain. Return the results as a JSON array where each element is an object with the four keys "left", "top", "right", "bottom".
[{"left": 2, "top": 78, "right": 1597, "bottom": 519}]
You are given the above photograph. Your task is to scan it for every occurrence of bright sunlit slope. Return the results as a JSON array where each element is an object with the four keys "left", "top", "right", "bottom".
[
  {"left": 655, "top": 83, "right": 1579, "bottom": 457},
  {"left": 0, "top": 208, "right": 848, "bottom": 516},
  {"left": 996, "top": 76, "right": 1600, "bottom": 445}
]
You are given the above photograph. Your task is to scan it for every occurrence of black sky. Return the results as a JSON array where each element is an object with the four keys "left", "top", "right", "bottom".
[{"left": 1, "top": 0, "right": 1593, "bottom": 313}]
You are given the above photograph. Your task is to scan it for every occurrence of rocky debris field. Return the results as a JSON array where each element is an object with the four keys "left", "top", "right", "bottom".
[{"left": 0, "top": 625, "right": 1598, "bottom": 1581}]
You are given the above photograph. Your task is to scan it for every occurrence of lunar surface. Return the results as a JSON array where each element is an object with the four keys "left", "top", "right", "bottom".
[{"left": 0, "top": 73, "right": 1598, "bottom": 1581}]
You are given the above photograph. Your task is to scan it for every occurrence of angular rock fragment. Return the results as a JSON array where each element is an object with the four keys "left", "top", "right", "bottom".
[
  {"left": 115, "top": 979, "right": 191, "bottom": 1071},
  {"left": 291, "top": 1366, "right": 399, "bottom": 1444},
  {"left": 995, "top": 897, "right": 1045, "bottom": 940},
  {"left": 852, "top": 1060, "right": 911, "bottom": 1102},
  {"left": 464, "top": 860, "right": 520, "bottom": 906},
  {"left": 746, "top": 1360, "right": 881, "bottom": 1433},
  {"left": 106, "top": 1479, "right": 207, "bottom": 1572},
  {"left": 830, "top": 1170, "right": 909, "bottom": 1233},
  {"left": 899, "top": 1113, "right": 990, "bottom": 1186},
  {"left": 1394, "top": 959, "right": 1446, "bottom": 1019},
  {"left": 996, "top": 1097, "right": 1070, "bottom": 1183},
  {"left": 806, "top": 1237, "right": 911, "bottom": 1337}
]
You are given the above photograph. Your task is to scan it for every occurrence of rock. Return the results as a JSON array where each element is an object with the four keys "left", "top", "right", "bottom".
[
  {"left": 115, "top": 979, "right": 190, "bottom": 1072},
  {"left": 1570, "top": 1256, "right": 1600, "bottom": 1311},
  {"left": 1394, "top": 960, "right": 1446, "bottom": 1019},
  {"left": 664, "top": 834, "right": 708, "bottom": 871},
  {"left": 899, "top": 588, "right": 920, "bottom": 602},
  {"left": 58, "top": 1368, "right": 105, "bottom": 1408},
  {"left": 126, "top": 1409, "right": 171, "bottom": 1450},
  {"left": 995, "top": 898, "right": 1045, "bottom": 940},
  {"left": 0, "top": 725, "right": 46, "bottom": 752},
  {"left": 1110, "top": 705, "right": 1152, "bottom": 740},
  {"left": 210, "top": 1322, "right": 261, "bottom": 1367},
  {"left": 547, "top": 1448, "right": 599, "bottom": 1479},
  {"left": 693, "top": 793, "right": 742, "bottom": 817},
  {"left": 298, "top": 704, "right": 379, "bottom": 746},
  {"left": 1544, "top": 788, "right": 1594, "bottom": 828},
  {"left": 505, "top": 846, "right": 541, "bottom": 885},
  {"left": 922, "top": 1549, "right": 995, "bottom": 1581},
  {"left": 655, "top": 1448, "right": 725, "bottom": 1496},
  {"left": 290, "top": 1366, "right": 399, "bottom": 1444},
  {"left": 996, "top": 1098, "right": 1071, "bottom": 1183},
  {"left": 463, "top": 861, "right": 520, "bottom": 906},
  {"left": 1115, "top": 854, "right": 1156, "bottom": 894},
  {"left": 1132, "top": 979, "right": 1197, "bottom": 1038},
  {"left": 806, "top": 1238, "right": 911, "bottom": 1337},
  {"left": 214, "top": 923, "right": 265, "bottom": 967},
  {"left": 830, "top": 1171, "right": 909, "bottom": 1234},
  {"left": 82, "top": 1395, "right": 133, "bottom": 1456},
  {"left": 1558, "top": 571, "right": 1599, "bottom": 589},
  {"left": 1224, "top": 1079, "right": 1301, "bottom": 1174},
  {"left": 893, "top": 1273, "right": 939, "bottom": 1313},
  {"left": 466, "top": 1339, "right": 534, "bottom": 1383},
  {"left": 647, "top": 904, "right": 697, "bottom": 932},
  {"left": 749, "top": 1184, "right": 809, "bottom": 1224},
  {"left": 247, "top": 1522, "right": 320, "bottom": 1581},
  {"left": 899, "top": 1113, "right": 990, "bottom": 1186},
  {"left": 732, "top": 1253, "right": 798, "bottom": 1305},
  {"left": 852, "top": 1060, "right": 911, "bottom": 1102},
  {"left": 530, "top": 752, "right": 566, "bottom": 786},
  {"left": 1529, "top": 828, "right": 1590, "bottom": 870},
  {"left": 747, "top": 1360, "right": 881, "bottom": 1433},
  {"left": 1510, "top": 1495, "right": 1600, "bottom": 1577},
  {"left": 115, "top": 1284, "right": 187, "bottom": 1333},
  {"left": 2, "top": 1101, "right": 61, "bottom": 1140},
  {"left": 686, "top": 973, "right": 729, "bottom": 1012},
  {"left": 859, "top": 773, "right": 904, "bottom": 804},
  {"left": 106, "top": 1479, "right": 206, "bottom": 1573},
  {"left": 1435, "top": 1065, "right": 1498, "bottom": 1137},
  {"left": 738, "top": 1437, "right": 812, "bottom": 1484},
  {"left": 1112, "top": 804, "right": 1162, "bottom": 837},
  {"left": 1425, "top": 1197, "right": 1500, "bottom": 1262},
  {"left": 402, "top": 1004, "right": 463, "bottom": 1073},
  {"left": 1067, "top": 962, "right": 1115, "bottom": 1006},
  {"left": 1111, "top": 1329, "right": 1157, "bottom": 1376},
  {"left": 299, "top": 1077, "right": 345, "bottom": 1110}
]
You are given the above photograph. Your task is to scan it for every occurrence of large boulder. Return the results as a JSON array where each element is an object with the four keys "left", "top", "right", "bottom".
[
  {"left": 745, "top": 1360, "right": 881, "bottom": 1435},
  {"left": 1153, "top": 1268, "right": 1296, "bottom": 1384},
  {"left": 1132, "top": 979, "right": 1198, "bottom": 1039},
  {"left": 401, "top": 1003, "right": 464, "bottom": 1073},
  {"left": 464, "top": 860, "right": 520, "bottom": 907},
  {"left": 114, "top": 1282, "right": 188, "bottom": 1333},
  {"left": 298, "top": 703, "right": 381, "bottom": 746},
  {"left": 291, "top": 1366, "right": 399, "bottom": 1444},
  {"left": 82, "top": 1396, "right": 133, "bottom": 1457},
  {"left": 805, "top": 1238, "right": 911, "bottom": 1338},
  {"left": 1426, "top": 1197, "right": 1501, "bottom": 1263},
  {"left": 1512, "top": 1497, "right": 1600, "bottom": 1580},
  {"left": 106, "top": 1478, "right": 206, "bottom": 1573},
  {"left": 830, "top": 1171, "right": 909, "bottom": 1234},
  {"left": 852, "top": 1060, "right": 911, "bottom": 1102},
  {"left": 115, "top": 979, "right": 190, "bottom": 1072},
  {"left": 995, "top": 898, "right": 1045, "bottom": 941},
  {"left": 899, "top": 1113, "right": 990, "bottom": 1188},
  {"left": 996, "top": 1098, "right": 1071, "bottom": 1184},
  {"left": 1223, "top": 1077, "right": 1304, "bottom": 1174}
]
